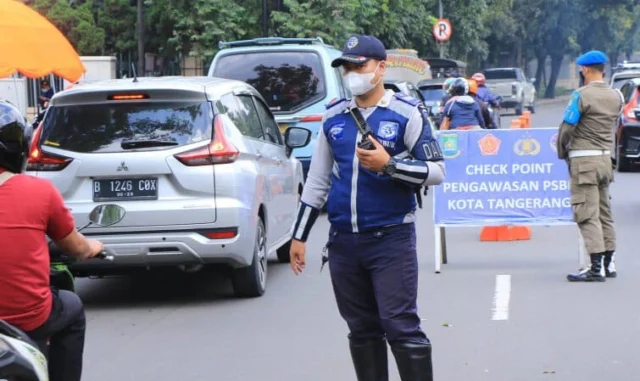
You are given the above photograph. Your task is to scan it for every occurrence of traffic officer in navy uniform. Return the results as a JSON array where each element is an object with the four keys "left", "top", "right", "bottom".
[
  {"left": 289, "top": 34, "right": 446, "bottom": 381},
  {"left": 557, "top": 50, "right": 624, "bottom": 282}
]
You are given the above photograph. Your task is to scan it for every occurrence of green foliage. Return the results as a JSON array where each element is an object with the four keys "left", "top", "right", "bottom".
[{"left": 23, "top": 0, "right": 640, "bottom": 97}]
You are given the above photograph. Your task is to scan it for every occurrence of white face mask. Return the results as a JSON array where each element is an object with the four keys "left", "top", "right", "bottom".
[{"left": 344, "top": 63, "right": 382, "bottom": 96}]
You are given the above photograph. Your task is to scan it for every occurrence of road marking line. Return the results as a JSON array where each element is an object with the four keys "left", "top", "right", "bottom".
[{"left": 492, "top": 274, "right": 511, "bottom": 321}]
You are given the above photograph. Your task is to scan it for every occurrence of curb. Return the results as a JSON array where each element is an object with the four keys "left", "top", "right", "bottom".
[{"left": 536, "top": 94, "right": 571, "bottom": 106}]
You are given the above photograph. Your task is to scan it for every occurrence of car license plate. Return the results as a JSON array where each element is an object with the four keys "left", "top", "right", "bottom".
[
  {"left": 278, "top": 123, "right": 288, "bottom": 134},
  {"left": 93, "top": 178, "right": 158, "bottom": 201}
]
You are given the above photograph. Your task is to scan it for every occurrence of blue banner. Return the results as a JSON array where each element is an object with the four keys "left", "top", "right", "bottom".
[{"left": 433, "top": 128, "right": 573, "bottom": 225}]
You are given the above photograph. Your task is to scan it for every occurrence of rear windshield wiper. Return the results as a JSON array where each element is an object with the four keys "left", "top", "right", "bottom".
[{"left": 121, "top": 139, "right": 179, "bottom": 149}]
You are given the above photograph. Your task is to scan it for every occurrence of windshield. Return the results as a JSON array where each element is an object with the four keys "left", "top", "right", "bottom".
[
  {"left": 420, "top": 86, "right": 445, "bottom": 101},
  {"left": 483, "top": 70, "right": 517, "bottom": 80},
  {"left": 41, "top": 101, "right": 213, "bottom": 154},
  {"left": 213, "top": 51, "right": 326, "bottom": 113}
]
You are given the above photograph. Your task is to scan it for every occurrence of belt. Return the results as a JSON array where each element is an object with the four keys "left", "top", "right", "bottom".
[{"left": 568, "top": 149, "right": 611, "bottom": 158}]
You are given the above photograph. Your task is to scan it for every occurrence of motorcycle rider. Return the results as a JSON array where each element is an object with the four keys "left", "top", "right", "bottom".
[
  {"left": 467, "top": 78, "right": 494, "bottom": 129},
  {"left": 0, "top": 100, "right": 104, "bottom": 381},
  {"left": 471, "top": 72, "right": 500, "bottom": 108},
  {"left": 440, "top": 78, "right": 485, "bottom": 130}
]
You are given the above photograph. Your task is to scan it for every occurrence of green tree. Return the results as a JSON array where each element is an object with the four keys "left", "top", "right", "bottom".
[{"left": 97, "top": 0, "right": 137, "bottom": 54}]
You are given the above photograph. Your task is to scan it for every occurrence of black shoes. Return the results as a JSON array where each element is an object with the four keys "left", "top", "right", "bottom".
[
  {"left": 390, "top": 341, "right": 433, "bottom": 381},
  {"left": 567, "top": 253, "right": 606, "bottom": 282},
  {"left": 349, "top": 337, "right": 389, "bottom": 381},
  {"left": 603, "top": 251, "right": 617, "bottom": 278}
]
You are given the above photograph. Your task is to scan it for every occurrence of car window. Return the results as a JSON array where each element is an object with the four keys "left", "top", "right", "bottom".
[
  {"left": 483, "top": 69, "right": 518, "bottom": 80},
  {"left": 218, "top": 93, "right": 264, "bottom": 140},
  {"left": 253, "top": 97, "right": 282, "bottom": 145},
  {"left": 420, "top": 86, "right": 445, "bottom": 101},
  {"left": 334, "top": 67, "right": 350, "bottom": 99},
  {"left": 41, "top": 101, "right": 212, "bottom": 154},
  {"left": 212, "top": 51, "right": 326, "bottom": 114}
]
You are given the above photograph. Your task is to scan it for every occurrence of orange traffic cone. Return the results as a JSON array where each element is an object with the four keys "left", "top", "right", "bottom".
[
  {"left": 510, "top": 119, "right": 522, "bottom": 128},
  {"left": 480, "top": 225, "right": 532, "bottom": 241}
]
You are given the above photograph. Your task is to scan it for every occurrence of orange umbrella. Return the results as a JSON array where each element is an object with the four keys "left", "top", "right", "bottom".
[{"left": 0, "top": 0, "right": 85, "bottom": 82}]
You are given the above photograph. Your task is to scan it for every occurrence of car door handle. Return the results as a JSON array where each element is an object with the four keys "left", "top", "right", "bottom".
[
  {"left": 272, "top": 157, "right": 282, "bottom": 165},
  {"left": 256, "top": 153, "right": 263, "bottom": 161}
]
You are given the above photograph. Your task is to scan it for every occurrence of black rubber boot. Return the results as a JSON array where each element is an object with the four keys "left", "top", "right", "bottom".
[
  {"left": 349, "top": 337, "right": 389, "bottom": 381},
  {"left": 390, "top": 341, "right": 433, "bottom": 381},
  {"left": 567, "top": 253, "right": 606, "bottom": 282},
  {"left": 603, "top": 251, "right": 617, "bottom": 278}
]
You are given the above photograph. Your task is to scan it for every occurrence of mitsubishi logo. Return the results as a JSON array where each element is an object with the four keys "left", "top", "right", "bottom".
[{"left": 117, "top": 161, "right": 129, "bottom": 171}]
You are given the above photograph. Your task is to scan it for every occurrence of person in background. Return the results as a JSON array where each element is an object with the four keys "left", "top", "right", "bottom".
[
  {"left": 289, "top": 34, "right": 446, "bottom": 381},
  {"left": 439, "top": 78, "right": 485, "bottom": 130},
  {"left": 467, "top": 78, "right": 493, "bottom": 129},
  {"left": 471, "top": 73, "right": 500, "bottom": 108},
  {"left": 558, "top": 50, "right": 624, "bottom": 282},
  {"left": 38, "top": 79, "right": 54, "bottom": 108}
]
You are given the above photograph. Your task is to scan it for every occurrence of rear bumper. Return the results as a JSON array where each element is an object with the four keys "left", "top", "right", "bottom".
[
  {"left": 499, "top": 97, "right": 521, "bottom": 108},
  {"left": 72, "top": 205, "right": 259, "bottom": 275}
]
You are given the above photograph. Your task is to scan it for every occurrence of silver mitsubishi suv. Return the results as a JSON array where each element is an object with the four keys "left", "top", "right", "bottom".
[{"left": 28, "top": 76, "right": 311, "bottom": 297}]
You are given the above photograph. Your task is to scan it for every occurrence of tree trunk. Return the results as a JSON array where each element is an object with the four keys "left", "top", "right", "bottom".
[{"left": 544, "top": 53, "right": 563, "bottom": 99}]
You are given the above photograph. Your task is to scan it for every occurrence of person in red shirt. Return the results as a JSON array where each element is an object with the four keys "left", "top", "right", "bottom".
[{"left": 0, "top": 100, "right": 104, "bottom": 381}]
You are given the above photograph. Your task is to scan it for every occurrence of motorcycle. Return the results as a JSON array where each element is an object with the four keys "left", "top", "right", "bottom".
[
  {"left": 0, "top": 203, "right": 125, "bottom": 381},
  {"left": 487, "top": 95, "right": 503, "bottom": 129}
]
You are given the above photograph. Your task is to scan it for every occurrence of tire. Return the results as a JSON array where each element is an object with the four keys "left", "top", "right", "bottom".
[
  {"left": 617, "top": 147, "right": 632, "bottom": 172},
  {"left": 231, "top": 218, "right": 267, "bottom": 297},
  {"left": 515, "top": 103, "right": 523, "bottom": 116}
]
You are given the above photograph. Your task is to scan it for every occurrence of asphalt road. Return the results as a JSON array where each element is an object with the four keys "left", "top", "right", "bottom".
[{"left": 76, "top": 99, "right": 639, "bottom": 381}]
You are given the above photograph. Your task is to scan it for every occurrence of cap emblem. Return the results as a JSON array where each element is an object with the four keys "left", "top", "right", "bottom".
[{"left": 347, "top": 37, "right": 358, "bottom": 49}]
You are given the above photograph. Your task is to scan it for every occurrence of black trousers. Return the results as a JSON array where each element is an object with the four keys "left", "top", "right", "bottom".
[
  {"left": 328, "top": 223, "right": 429, "bottom": 345},
  {"left": 26, "top": 288, "right": 86, "bottom": 381}
]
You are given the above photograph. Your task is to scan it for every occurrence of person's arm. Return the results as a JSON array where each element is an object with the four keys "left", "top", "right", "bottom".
[
  {"left": 556, "top": 90, "right": 584, "bottom": 159},
  {"left": 46, "top": 185, "right": 102, "bottom": 260},
  {"left": 291, "top": 126, "right": 333, "bottom": 242},
  {"left": 388, "top": 107, "right": 446, "bottom": 187},
  {"left": 480, "top": 102, "right": 492, "bottom": 127}
]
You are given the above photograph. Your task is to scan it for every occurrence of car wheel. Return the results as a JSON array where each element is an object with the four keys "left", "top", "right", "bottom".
[
  {"left": 617, "top": 147, "right": 632, "bottom": 172},
  {"left": 231, "top": 218, "right": 267, "bottom": 297},
  {"left": 515, "top": 103, "right": 523, "bottom": 116}
]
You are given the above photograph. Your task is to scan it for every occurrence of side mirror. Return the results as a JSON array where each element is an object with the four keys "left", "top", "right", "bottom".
[
  {"left": 285, "top": 127, "right": 312, "bottom": 153},
  {"left": 88, "top": 204, "right": 126, "bottom": 227},
  {"left": 530, "top": 77, "right": 536, "bottom": 84}
]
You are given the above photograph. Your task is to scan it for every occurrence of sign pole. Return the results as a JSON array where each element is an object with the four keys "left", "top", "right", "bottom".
[{"left": 438, "top": 0, "right": 444, "bottom": 58}]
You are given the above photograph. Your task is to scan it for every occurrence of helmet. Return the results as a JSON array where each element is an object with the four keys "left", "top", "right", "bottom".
[
  {"left": 472, "top": 72, "right": 486, "bottom": 86},
  {"left": 467, "top": 78, "right": 478, "bottom": 95},
  {"left": 449, "top": 78, "right": 469, "bottom": 96},
  {"left": 0, "top": 100, "right": 32, "bottom": 173},
  {"left": 443, "top": 78, "right": 456, "bottom": 93}
]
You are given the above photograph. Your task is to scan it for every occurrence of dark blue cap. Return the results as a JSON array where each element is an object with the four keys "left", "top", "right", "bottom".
[
  {"left": 576, "top": 50, "right": 608, "bottom": 66},
  {"left": 331, "top": 35, "right": 387, "bottom": 68}
]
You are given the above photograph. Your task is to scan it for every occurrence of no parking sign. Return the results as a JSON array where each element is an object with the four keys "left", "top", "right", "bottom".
[{"left": 433, "top": 18, "right": 452, "bottom": 42}]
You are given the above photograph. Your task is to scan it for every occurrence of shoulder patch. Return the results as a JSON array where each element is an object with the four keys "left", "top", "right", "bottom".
[
  {"left": 325, "top": 98, "right": 347, "bottom": 110},
  {"left": 393, "top": 92, "right": 420, "bottom": 106}
]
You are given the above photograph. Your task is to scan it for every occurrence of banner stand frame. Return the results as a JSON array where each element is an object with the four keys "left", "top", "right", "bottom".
[{"left": 433, "top": 223, "right": 586, "bottom": 273}]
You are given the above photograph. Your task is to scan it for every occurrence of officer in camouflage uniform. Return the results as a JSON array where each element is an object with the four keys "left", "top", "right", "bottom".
[{"left": 557, "top": 50, "right": 624, "bottom": 282}]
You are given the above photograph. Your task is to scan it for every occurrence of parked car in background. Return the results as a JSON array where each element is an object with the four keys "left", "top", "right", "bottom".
[
  {"left": 610, "top": 70, "right": 640, "bottom": 90},
  {"left": 384, "top": 80, "right": 426, "bottom": 103},
  {"left": 208, "top": 37, "right": 351, "bottom": 180},
  {"left": 613, "top": 77, "right": 640, "bottom": 172},
  {"left": 482, "top": 67, "right": 536, "bottom": 115},
  {"left": 417, "top": 78, "right": 446, "bottom": 128},
  {"left": 27, "top": 76, "right": 311, "bottom": 297}
]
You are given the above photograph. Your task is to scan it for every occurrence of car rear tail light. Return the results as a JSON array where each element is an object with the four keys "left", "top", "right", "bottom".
[
  {"left": 300, "top": 115, "right": 323, "bottom": 122},
  {"left": 174, "top": 115, "right": 239, "bottom": 166},
  {"left": 26, "top": 127, "right": 73, "bottom": 171},
  {"left": 200, "top": 228, "right": 237, "bottom": 239},
  {"left": 626, "top": 109, "right": 636, "bottom": 120}
]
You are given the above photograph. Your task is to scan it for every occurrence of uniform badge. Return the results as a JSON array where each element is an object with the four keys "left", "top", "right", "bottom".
[
  {"left": 328, "top": 123, "right": 344, "bottom": 141},
  {"left": 377, "top": 121, "right": 399, "bottom": 149}
]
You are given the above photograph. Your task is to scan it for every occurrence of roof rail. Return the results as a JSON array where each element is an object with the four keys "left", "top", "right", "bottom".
[{"left": 218, "top": 37, "right": 325, "bottom": 50}]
